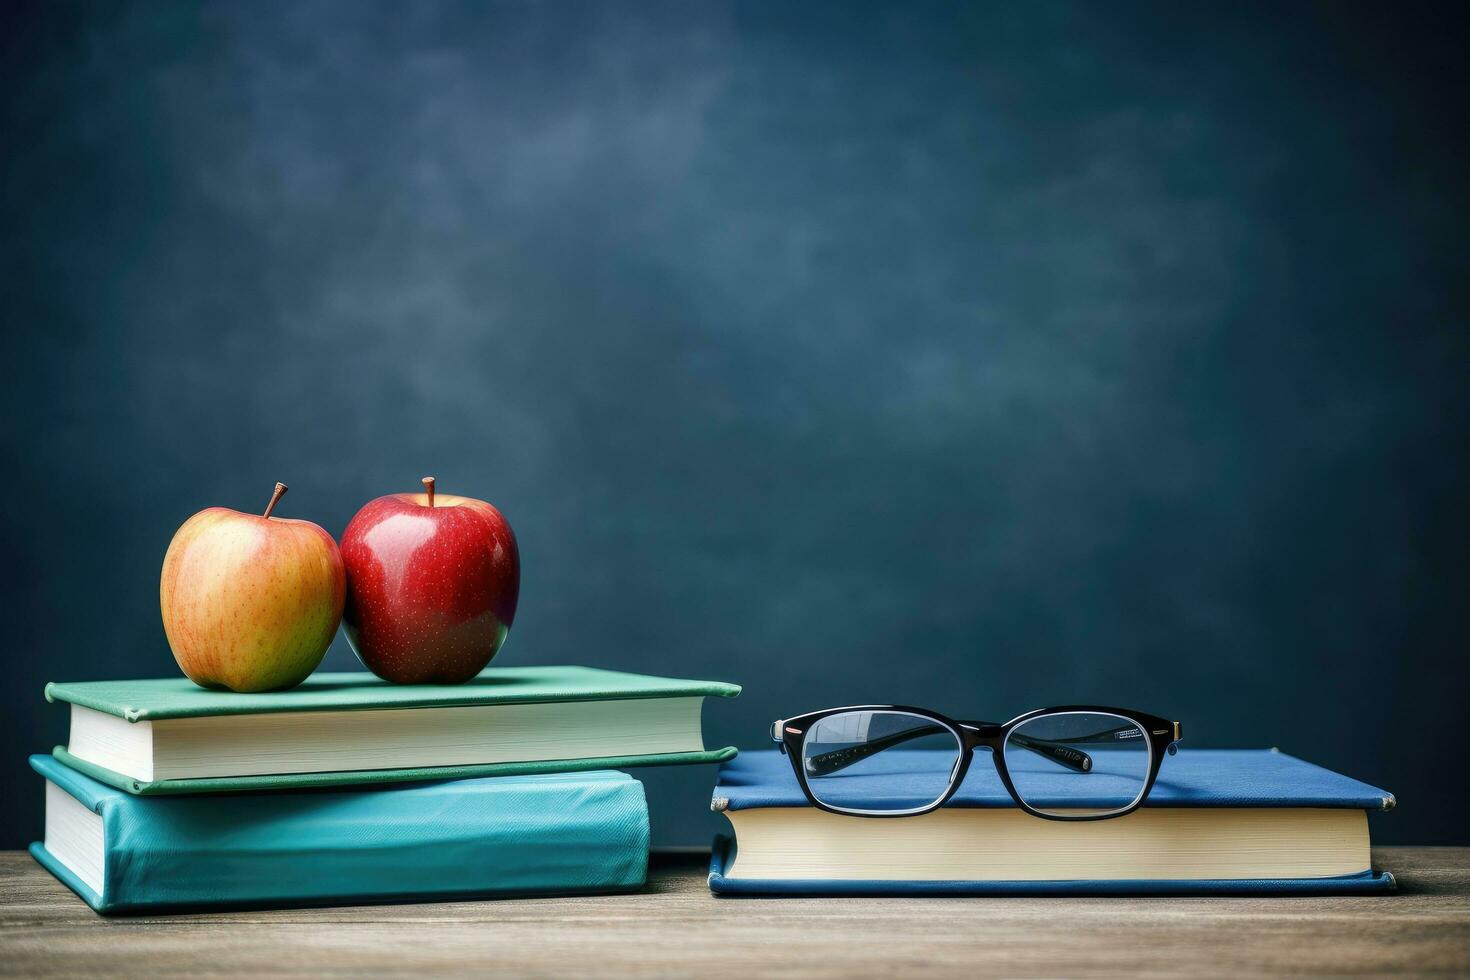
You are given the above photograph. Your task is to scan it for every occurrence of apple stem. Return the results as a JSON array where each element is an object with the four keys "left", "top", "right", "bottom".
[
  {"left": 422, "top": 476, "right": 435, "bottom": 507},
  {"left": 263, "top": 482, "right": 288, "bottom": 519}
]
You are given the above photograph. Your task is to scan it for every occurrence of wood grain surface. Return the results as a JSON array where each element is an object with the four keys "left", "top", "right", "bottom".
[{"left": 2, "top": 848, "right": 1467, "bottom": 977}]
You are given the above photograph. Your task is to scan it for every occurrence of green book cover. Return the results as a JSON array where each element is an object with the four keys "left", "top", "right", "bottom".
[
  {"left": 46, "top": 665, "right": 740, "bottom": 795},
  {"left": 46, "top": 665, "right": 740, "bottom": 720}
]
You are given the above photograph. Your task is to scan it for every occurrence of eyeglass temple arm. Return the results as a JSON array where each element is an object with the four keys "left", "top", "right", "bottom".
[
  {"left": 802, "top": 723, "right": 1094, "bottom": 777},
  {"left": 1050, "top": 723, "right": 1162, "bottom": 745}
]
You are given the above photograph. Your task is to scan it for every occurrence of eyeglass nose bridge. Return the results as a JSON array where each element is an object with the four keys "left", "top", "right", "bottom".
[
  {"left": 957, "top": 721, "right": 1004, "bottom": 749},
  {"left": 948, "top": 723, "right": 1004, "bottom": 788}
]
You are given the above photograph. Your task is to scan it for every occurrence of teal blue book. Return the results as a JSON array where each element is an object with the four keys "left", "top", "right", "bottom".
[
  {"left": 29, "top": 754, "right": 650, "bottom": 914},
  {"left": 709, "top": 749, "right": 1396, "bottom": 895}
]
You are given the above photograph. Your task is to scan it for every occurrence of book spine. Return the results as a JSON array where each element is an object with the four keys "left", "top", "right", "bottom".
[{"left": 98, "top": 773, "right": 649, "bottom": 912}]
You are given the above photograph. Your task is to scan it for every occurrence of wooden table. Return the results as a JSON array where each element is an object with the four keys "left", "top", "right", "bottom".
[{"left": 2, "top": 848, "right": 1467, "bottom": 976}]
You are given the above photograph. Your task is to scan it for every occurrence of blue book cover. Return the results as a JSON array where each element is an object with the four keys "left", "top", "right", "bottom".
[
  {"left": 30, "top": 754, "right": 650, "bottom": 914},
  {"left": 709, "top": 749, "right": 1396, "bottom": 896}
]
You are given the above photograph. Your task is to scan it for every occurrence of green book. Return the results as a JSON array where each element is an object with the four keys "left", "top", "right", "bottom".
[{"left": 46, "top": 665, "right": 740, "bottom": 795}]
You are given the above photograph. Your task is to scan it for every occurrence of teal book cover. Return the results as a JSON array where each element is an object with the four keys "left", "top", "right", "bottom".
[{"left": 30, "top": 754, "right": 650, "bottom": 914}]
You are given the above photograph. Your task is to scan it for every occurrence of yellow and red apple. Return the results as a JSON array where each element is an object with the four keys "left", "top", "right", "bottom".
[
  {"left": 340, "top": 477, "right": 519, "bottom": 684},
  {"left": 160, "top": 483, "right": 345, "bottom": 692}
]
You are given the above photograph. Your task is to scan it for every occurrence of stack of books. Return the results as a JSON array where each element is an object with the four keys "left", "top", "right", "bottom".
[
  {"left": 30, "top": 665, "right": 739, "bottom": 913},
  {"left": 708, "top": 749, "right": 1397, "bottom": 895}
]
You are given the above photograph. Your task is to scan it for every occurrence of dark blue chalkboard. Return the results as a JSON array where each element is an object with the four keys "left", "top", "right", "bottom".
[{"left": 2, "top": 1, "right": 1466, "bottom": 848}]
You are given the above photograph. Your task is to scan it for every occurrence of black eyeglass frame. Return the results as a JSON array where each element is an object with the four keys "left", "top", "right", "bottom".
[{"left": 771, "top": 704, "right": 1182, "bottom": 821}]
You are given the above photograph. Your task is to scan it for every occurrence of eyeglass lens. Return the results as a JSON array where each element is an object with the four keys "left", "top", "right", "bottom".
[
  {"left": 800, "top": 710, "right": 962, "bottom": 814},
  {"left": 1003, "top": 711, "right": 1151, "bottom": 817}
]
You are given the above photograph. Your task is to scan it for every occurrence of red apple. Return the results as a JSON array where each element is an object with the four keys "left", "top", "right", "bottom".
[
  {"left": 160, "top": 483, "right": 346, "bottom": 692},
  {"left": 340, "top": 476, "right": 520, "bottom": 684}
]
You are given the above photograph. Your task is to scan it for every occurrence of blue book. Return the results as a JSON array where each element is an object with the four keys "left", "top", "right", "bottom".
[
  {"left": 30, "top": 754, "right": 649, "bottom": 914},
  {"left": 709, "top": 749, "right": 1396, "bottom": 896}
]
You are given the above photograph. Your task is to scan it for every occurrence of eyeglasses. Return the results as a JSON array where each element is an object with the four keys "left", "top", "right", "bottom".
[{"left": 771, "top": 705, "right": 1182, "bottom": 821}]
